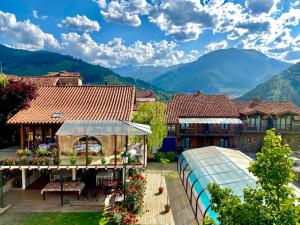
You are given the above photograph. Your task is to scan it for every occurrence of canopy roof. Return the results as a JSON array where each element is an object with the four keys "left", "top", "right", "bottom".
[
  {"left": 56, "top": 120, "right": 151, "bottom": 136},
  {"left": 179, "top": 147, "right": 257, "bottom": 223},
  {"left": 179, "top": 118, "right": 242, "bottom": 124},
  {"left": 181, "top": 147, "right": 256, "bottom": 197}
]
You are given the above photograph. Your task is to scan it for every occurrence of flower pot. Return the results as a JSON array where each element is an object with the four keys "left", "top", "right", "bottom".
[
  {"left": 165, "top": 204, "right": 171, "bottom": 213},
  {"left": 158, "top": 187, "right": 164, "bottom": 194}
]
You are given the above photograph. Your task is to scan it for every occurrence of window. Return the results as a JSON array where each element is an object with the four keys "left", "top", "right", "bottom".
[
  {"left": 247, "top": 115, "right": 261, "bottom": 130},
  {"left": 181, "top": 138, "right": 191, "bottom": 148},
  {"left": 167, "top": 125, "right": 176, "bottom": 136},
  {"left": 167, "top": 125, "right": 176, "bottom": 132},
  {"left": 73, "top": 136, "right": 102, "bottom": 155},
  {"left": 220, "top": 124, "right": 229, "bottom": 130},
  {"left": 180, "top": 123, "right": 190, "bottom": 130},
  {"left": 276, "top": 115, "right": 292, "bottom": 130},
  {"left": 220, "top": 138, "right": 229, "bottom": 148}
]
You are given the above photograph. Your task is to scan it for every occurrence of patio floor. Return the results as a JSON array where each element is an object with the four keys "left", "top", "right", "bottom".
[
  {"left": 1, "top": 162, "right": 198, "bottom": 225},
  {"left": 140, "top": 162, "right": 198, "bottom": 225},
  {"left": 3, "top": 188, "right": 113, "bottom": 212}
]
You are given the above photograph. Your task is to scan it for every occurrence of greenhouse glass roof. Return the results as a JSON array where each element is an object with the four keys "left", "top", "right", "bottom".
[
  {"left": 178, "top": 146, "right": 257, "bottom": 224},
  {"left": 56, "top": 120, "right": 151, "bottom": 136}
]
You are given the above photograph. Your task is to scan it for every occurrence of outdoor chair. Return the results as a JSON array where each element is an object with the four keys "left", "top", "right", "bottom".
[
  {"left": 81, "top": 187, "right": 89, "bottom": 200},
  {"left": 90, "top": 186, "right": 99, "bottom": 201}
]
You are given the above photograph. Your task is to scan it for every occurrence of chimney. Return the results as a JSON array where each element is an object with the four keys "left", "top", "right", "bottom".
[
  {"left": 105, "top": 80, "right": 108, "bottom": 86},
  {"left": 194, "top": 91, "right": 203, "bottom": 96}
]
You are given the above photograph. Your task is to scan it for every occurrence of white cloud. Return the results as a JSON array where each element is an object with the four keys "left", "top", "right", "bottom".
[
  {"left": 149, "top": 0, "right": 213, "bottom": 42},
  {"left": 92, "top": 0, "right": 106, "bottom": 8},
  {"left": 60, "top": 32, "right": 199, "bottom": 67},
  {"left": 100, "top": 0, "right": 152, "bottom": 27},
  {"left": 205, "top": 40, "right": 228, "bottom": 53},
  {"left": 58, "top": 15, "right": 100, "bottom": 33},
  {"left": 32, "top": 10, "right": 47, "bottom": 20},
  {"left": 0, "top": 11, "right": 60, "bottom": 51}
]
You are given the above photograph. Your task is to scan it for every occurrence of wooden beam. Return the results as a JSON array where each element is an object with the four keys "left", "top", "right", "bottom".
[
  {"left": 85, "top": 135, "right": 88, "bottom": 166},
  {"left": 114, "top": 135, "right": 117, "bottom": 172},
  {"left": 20, "top": 125, "right": 25, "bottom": 149}
]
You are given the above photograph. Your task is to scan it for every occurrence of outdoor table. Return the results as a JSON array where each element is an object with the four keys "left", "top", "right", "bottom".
[
  {"left": 96, "top": 171, "right": 114, "bottom": 186},
  {"left": 102, "top": 180, "right": 118, "bottom": 188},
  {"left": 41, "top": 181, "right": 85, "bottom": 200}
]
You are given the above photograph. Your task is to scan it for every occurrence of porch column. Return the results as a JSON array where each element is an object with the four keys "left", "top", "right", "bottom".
[
  {"left": 0, "top": 170, "right": 4, "bottom": 207},
  {"left": 72, "top": 169, "right": 76, "bottom": 181},
  {"left": 21, "top": 169, "right": 27, "bottom": 190},
  {"left": 20, "top": 125, "right": 25, "bottom": 149},
  {"left": 60, "top": 169, "right": 64, "bottom": 206},
  {"left": 144, "top": 135, "right": 147, "bottom": 168}
]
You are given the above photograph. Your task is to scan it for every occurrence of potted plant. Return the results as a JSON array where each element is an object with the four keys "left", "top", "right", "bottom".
[
  {"left": 101, "top": 157, "right": 106, "bottom": 165},
  {"left": 70, "top": 156, "right": 77, "bottom": 165},
  {"left": 87, "top": 157, "right": 93, "bottom": 165},
  {"left": 159, "top": 157, "right": 169, "bottom": 194},
  {"left": 16, "top": 149, "right": 28, "bottom": 158},
  {"left": 163, "top": 172, "right": 177, "bottom": 213},
  {"left": 19, "top": 156, "right": 28, "bottom": 165}
]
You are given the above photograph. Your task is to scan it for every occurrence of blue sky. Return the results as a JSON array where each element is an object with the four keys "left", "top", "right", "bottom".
[{"left": 0, "top": 0, "right": 300, "bottom": 68}]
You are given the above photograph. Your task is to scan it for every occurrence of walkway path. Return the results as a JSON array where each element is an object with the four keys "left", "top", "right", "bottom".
[{"left": 140, "top": 162, "right": 198, "bottom": 225}]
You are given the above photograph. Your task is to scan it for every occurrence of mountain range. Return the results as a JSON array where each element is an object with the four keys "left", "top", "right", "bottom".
[
  {"left": 0, "top": 44, "right": 172, "bottom": 99},
  {"left": 114, "top": 64, "right": 181, "bottom": 82},
  {"left": 238, "top": 62, "right": 300, "bottom": 106},
  {"left": 150, "top": 48, "right": 291, "bottom": 97},
  {"left": 2, "top": 44, "right": 299, "bottom": 105}
]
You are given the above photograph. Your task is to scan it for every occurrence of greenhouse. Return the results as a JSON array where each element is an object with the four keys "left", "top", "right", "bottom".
[{"left": 177, "top": 146, "right": 257, "bottom": 225}]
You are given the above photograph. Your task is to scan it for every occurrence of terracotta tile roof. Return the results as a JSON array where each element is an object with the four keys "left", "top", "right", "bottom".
[
  {"left": 166, "top": 93, "right": 240, "bottom": 124},
  {"left": 136, "top": 89, "right": 156, "bottom": 98},
  {"left": 7, "top": 75, "right": 59, "bottom": 86},
  {"left": 45, "top": 71, "right": 83, "bottom": 78},
  {"left": 7, "top": 86, "right": 135, "bottom": 124},
  {"left": 233, "top": 100, "right": 300, "bottom": 116}
]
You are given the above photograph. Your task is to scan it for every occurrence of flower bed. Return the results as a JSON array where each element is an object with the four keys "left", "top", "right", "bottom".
[{"left": 102, "top": 173, "right": 146, "bottom": 225}]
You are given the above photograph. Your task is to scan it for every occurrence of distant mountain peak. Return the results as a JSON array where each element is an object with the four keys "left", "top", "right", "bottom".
[{"left": 151, "top": 48, "right": 292, "bottom": 97}]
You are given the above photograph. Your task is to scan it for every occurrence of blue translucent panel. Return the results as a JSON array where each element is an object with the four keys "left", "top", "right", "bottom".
[
  {"left": 198, "top": 191, "right": 211, "bottom": 209},
  {"left": 207, "top": 208, "right": 219, "bottom": 225},
  {"left": 189, "top": 171, "right": 197, "bottom": 183},
  {"left": 193, "top": 181, "right": 203, "bottom": 195},
  {"left": 178, "top": 154, "right": 184, "bottom": 162}
]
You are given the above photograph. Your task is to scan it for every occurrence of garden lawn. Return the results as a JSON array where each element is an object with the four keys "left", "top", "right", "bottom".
[{"left": 0, "top": 212, "right": 103, "bottom": 225}]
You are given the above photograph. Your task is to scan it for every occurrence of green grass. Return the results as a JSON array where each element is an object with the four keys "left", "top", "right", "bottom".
[{"left": 0, "top": 212, "right": 103, "bottom": 225}]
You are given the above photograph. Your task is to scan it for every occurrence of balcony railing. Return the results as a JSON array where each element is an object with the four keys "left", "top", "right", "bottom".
[
  {"left": 179, "top": 128, "right": 239, "bottom": 136},
  {"left": 242, "top": 123, "right": 300, "bottom": 133}
]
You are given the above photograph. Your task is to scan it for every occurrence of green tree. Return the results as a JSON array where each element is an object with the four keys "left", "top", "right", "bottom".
[
  {"left": 205, "top": 129, "right": 300, "bottom": 225},
  {"left": 133, "top": 102, "right": 167, "bottom": 154}
]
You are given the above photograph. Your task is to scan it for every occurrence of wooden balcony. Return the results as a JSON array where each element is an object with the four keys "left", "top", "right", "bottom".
[{"left": 178, "top": 128, "right": 239, "bottom": 137}]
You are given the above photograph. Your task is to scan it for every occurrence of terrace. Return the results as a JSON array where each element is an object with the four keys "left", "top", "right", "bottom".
[{"left": 0, "top": 120, "right": 150, "bottom": 169}]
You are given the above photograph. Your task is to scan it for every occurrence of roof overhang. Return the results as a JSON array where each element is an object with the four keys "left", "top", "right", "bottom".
[{"left": 179, "top": 118, "right": 242, "bottom": 124}]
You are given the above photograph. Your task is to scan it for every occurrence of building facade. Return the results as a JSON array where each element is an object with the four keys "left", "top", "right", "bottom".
[
  {"left": 162, "top": 93, "right": 300, "bottom": 156},
  {"left": 234, "top": 100, "right": 300, "bottom": 156},
  {"left": 163, "top": 92, "right": 241, "bottom": 153}
]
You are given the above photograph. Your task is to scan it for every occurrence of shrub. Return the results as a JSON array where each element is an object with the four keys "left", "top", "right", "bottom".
[
  {"left": 35, "top": 149, "right": 50, "bottom": 157},
  {"left": 105, "top": 206, "right": 138, "bottom": 225},
  {"left": 165, "top": 151, "right": 177, "bottom": 162},
  {"left": 155, "top": 152, "right": 164, "bottom": 162},
  {"left": 125, "top": 174, "right": 146, "bottom": 215}
]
